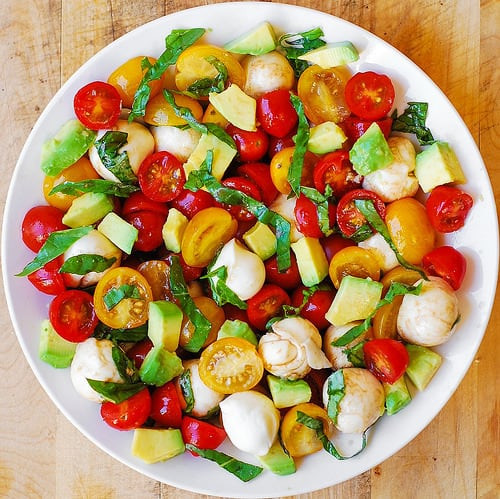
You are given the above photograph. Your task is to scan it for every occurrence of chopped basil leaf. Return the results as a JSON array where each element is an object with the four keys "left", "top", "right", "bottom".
[
  {"left": 187, "top": 56, "right": 228, "bottom": 97},
  {"left": 16, "top": 226, "right": 93, "bottom": 276},
  {"left": 112, "top": 345, "right": 140, "bottom": 383},
  {"left": 287, "top": 94, "right": 309, "bottom": 196},
  {"left": 140, "top": 57, "right": 153, "bottom": 71},
  {"left": 344, "top": 340, "right": 366, "bottom": 367},
  {"left": 93, "top": 323, "right": 148, "bottom": 342},
  {"left": 59, "top": 254, "right": 116, "bottom": 274},
  {"left": 204, "top": 263, "right": 248, "bottom": 310},
  {"left": 326, "top": 370, "right": 345, "bottom": 424},
  {"left": 86, "top": 379, "right": 146, "bottom": 404},
  {"left": 49, "top": 179, "right": 139, "bottom": 197},
  {"left": 391, "top": 102, "right": 435, "bottom": 145},
  {"left": 185, "top": 444, "right": 263, "bottom": 482},
  {"left": 95, "top": 131, "right": 136, "bottom": 183},
  {"left": 103, "top": 284, "right": 141, "bottom": 311},
  {"left": 300, "top": 185, "right": 335, "bottom": 236},
  {"left": 178, "top": 369, "right": 194, "bottom": 413},
  {"left": 129, "top": 28, "right": 206, "bottom": 120},
  {"left": 348, "top": 223, "right": 373, "bottom": 243}
]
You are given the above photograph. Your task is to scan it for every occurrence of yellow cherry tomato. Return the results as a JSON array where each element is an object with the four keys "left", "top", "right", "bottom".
[
  {"left": 380, "top": 266, "right": 422, "bottom": 291},
  {"left": 198, "top": 337, "right": 264, "bottom": 394},
  {"left": 43, "top": 157, "right": 100, "bottom": 211},
  {"left": 144, "top": 92, "right": 203, "bottom": 126},
  {"left": 136, "top": 260, "right": 172, "bottom": 301},
  {"left": 270, "top": 147, "right": 317, "bottom": 195},
  {"left": 385, "top": 198, "right": 435, "bottom": 265},
  {"left": 181, "top": 207, "right": 238, "bottom": 267},
  {"left": 202, "top": 103, "right": 229, "bottom": 128},
  {"left": 94, "top": 267, "right": 153, "bottom": 329},
  {"left": 328, "top": 246, "right": 382, "bottom": 289},
  {"left": 280, "top": 403, "right": 334, "bottom": 457}
]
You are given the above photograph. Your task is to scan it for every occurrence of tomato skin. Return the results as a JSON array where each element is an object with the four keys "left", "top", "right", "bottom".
[
  {"left": 73, "top": 81, "right": 122, "bottom": 130},
  {"left": 100, "top": 388, "right": 152, "bottom": 431},
  {"left": 28, "top": 256, "right": 67, "bottom": 295},
  {"left": 226, "top": 124, "right": 269, "bottom": 163},
  {"left": 291, "top": 286, "right": 335, "bottom": 330},
  {"left": 137, "top": 151, "right": 185, "bottom": 203},
  {"left": 123, "top": 210, "right": 166, "bottom": 252},
  {"left": 247, "top": 284, "right": 291, "bottom": 331},
  {"left": 342, "top": 116, "right": 393, "bottom": 143},
  {"left": 169, "top": 188, "right": 214, "bottom": 219},
  {"left": 344, "top": 72, "right": 395, "bottom": 121},
  {"left": 236, "top": 162, "right": 278, "bottom": 206},
  {"left": 22, "top": 205, "right": 67, "bottom": 252},
  {"left": 264, "top": 253, "right": 301, "bottom": 291},
  {"left": 256, "top": 89, "right": 298, "bottom": 138},
  {"left": 149, "top": 381, "right": 183, "bottom": 428},
  {"left": 221, "top": 176, "right": 262, "bottom": 221},
  {"left": 425, "top": 185, "right": 473, "bottom": 233},
  {"left": 267, "top": 130, "right": 296, "bottom": 158},
  {"left": 422, "top": 246, "right": 467, "bottom": 290},
  {"left": 49, "top": 290, "right": 98, "bottom": 342},
  {"left": 176, "top": 253, "right": 203, "bottom": 282},
  {"left": 181, "top": 416, "right": 226, "bottom": 455},
  {"left": 223, "top": 303, "right": 249, "bottom": 323},
  {"left": 122, "top": 191, "right": 169, "bottom": 216},
  {"left": 126, "top": 338, "right": 154, "bottom": 369},
  {"left": 320, "top": 234, "right": 355, "bottom": 262},
  {"left": 363, "top": 339, "right": 409, "bottom": 384},
  {"left": 294, "top": 194, "right": 336, "bottom": 239}
]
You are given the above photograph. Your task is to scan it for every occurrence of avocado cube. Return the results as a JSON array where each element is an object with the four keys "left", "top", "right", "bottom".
[
  {"left": 224, "top": 21, "right": 277, "bottom": 55},
  {"left": 267, "top": 374, "right": 311, "bottom": 409},
  {"left": 139, "top": 346, "right": 183, "bottom": 387},
  {"left": 291, "top": 237, "right": 329, "bottom": 287},
  {"left": 131, "top": 428, "right": 185, "bottom": 464},
  {"left": 257, "top": 439, "right": 296, "bottom": 475},
  {"left": 384, "top": 376, "right": 411, "bottom": 415},
  {"left": 38, "top": 319, "right": 76, "bottom": 368},
  {"left": 243, "top": 221, "right": 277, "bottom": 261},
  {"left": 217, "top": 319, "right": 258, "bottom": 346},
  {"left": 148, "top": 301, "right": 183, "bottom": 351},
  {"left": 97, "top": 212, "right": 138, "bottom": 254},
  {"left": 405, "top": 344, "right": 442, "bottom": 390},
  {"left": 307, "top": 121, "right": 347, "bottom": 154},
  {"left": 162, "top": 208, "right": 188, "bottom": 253},
  {"left": 62, "top": 192, "right": 113, "bottom": 228},
  {"left": 298, "top": 41, "right": 359, "bottom": 68}
]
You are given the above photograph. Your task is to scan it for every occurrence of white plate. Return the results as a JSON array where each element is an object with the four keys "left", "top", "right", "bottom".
[{"left": 2, "top": 2, "right": 498, "bottom": 497}]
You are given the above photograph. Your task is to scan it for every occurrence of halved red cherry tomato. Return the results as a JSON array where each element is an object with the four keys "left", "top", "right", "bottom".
[
  {"left": 181, "top": 416, "right": 227, "bottom": 455},
  {"left": 123, "top": 210, "right": 166, "bottom": 252},
  {"left": 221, "top": 176, "right": 262, "bottom": 221},
  {"left": 237, "top": 162, "right": 278, "bottom": 206},
  {"left": 100, "top": 388, "right": 151, "bottom": 431},
  {"left": 294, "top": 194, "right": 336, "bottom": 239},
  {"left": 150, "top": 381, "right": 183, "bottom": 428},
  {"left": 137, "top": 151, "right": 185, "bottom": 203},
  {"left": 126, "top": 338, "right": 154, "bottom": 369},
  {"left": 226, "top": 124, "right": 269, "bottom": 162},
  {"left": 169, "top": 188, "right": 214, "bottom": 219},
  {"left": 345, "top": 72, "right": 395, "bottom": 121},
  {"left": 247, "top": 284, "right": 291, "bottom": 331},
  {"left": 177, "top": 253, "right": 203, "bottom": 282},
  {"left": 320, "top": 234, "right": 355, "bottom": 262},
  {"left": 265, "top": 253, "right": 301, "bottom": 291},
  {"left": 342, "top": 115, "right": 393, "bottom": 142},
  {"left": 22, "top": 205, "right": 67, "bottom": 252},
  {"left": 267, "top": 130, "right": 296, "bottom": 158},
  {"left": 336, "top": 189, "right": 386, "bottom": 237},
  {"left": 73, "top": 81, "right": 121, "bottom": 130},
  {"left": 313, "top": 150, "right": 362, "bottom": 198},
  {"left": 291, "top": 285, "right": 335, "bottom": 330},
  {"left": 28, "top": 256, "right": 66, "bottom": 295},
  {"left": 256, "top": 89, "right": 298, "bottom": 138},
  {"left": 363, "top": 339, "right": 409, "bottom": 384},
  {"left": 223, "top": 303, "right": 249, "bottom": 323},
  {"left": 49, "top": 289, "right": 98, "bottom": 342},
  {"left": 122, "top": 191, "right": 169, "bottom": 216},
  {"left": 425, "top": 185, "right": 473, "bottom": 233},
  {"left": 422, "top": 246, "right": 467, "bottom": 290}
]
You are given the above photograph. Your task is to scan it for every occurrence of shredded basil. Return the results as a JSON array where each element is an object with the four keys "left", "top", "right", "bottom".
[
  {"left": 49, "top": 179, "right": 139, "bottom": 197},
  {"left": 112, "top": 345, "right": 140, "bottom": 383},
  {"left": 204, "top": 263, "right": 248, "bottom": 310},
  {"left": 103, "top": 284, "right": 141, "bottom": 311},
  {"left": 391, "top": 102, "right": 435, "bottom": 145},
  {"left": 95, "top": 131, "right": 136, "bottom": 183},
  {"left": 186, "top": 56, "right": 228, "bottom": 97},
  {"left": 300, "top": 185, "right": 335, "bottom": 236},
  {"left": 287, "top": 94, "right": 309, "bottom": 197},
  {"left": 344, "top": 340, "right": 366, "bottom": 367},
  {"left": 348, "top": 223, "right": 373, "bottom": 243},
  {"left": 178, "top": 369, "right": 194, "bottom": 413},
  {"left": 86, "top": 379, "right": 146, "bottom": 404},
  {"left": 59, "top": 254, "right": 116, "bottom": 274},
  {"left": 93, "top": 323, "right": 148, "bottom": 342},
  {"left": 326, "top": 370, "right": 345, "bottom": 424}
]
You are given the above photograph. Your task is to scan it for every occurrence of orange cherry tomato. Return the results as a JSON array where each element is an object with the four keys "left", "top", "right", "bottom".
[
  {"left": 202, "top": 103, "right": 229, "bottom": 128},
  {"left": 94, "top": 267, "right": 153, "bottom": 329},
  {"left": 198, "top": 337, "right": 264, "bottom": 394},
  {"left": 144, "top": 92, "right": 203, "bottom": 126},
  {"left": 270, "top": 147, "right": 317, "bottom": 195},
  {"left": 136, "top": 260, "right": 173, "bottom": 301}
]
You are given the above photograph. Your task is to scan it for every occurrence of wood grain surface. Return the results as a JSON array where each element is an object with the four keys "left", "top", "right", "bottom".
[{"left": 0, "top": 1, "right": 498, "bottom": 498}]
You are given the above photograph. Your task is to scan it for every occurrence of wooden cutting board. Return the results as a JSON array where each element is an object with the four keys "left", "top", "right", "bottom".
[{"left": 0, "top": 1, "right": 498, "bottom": 497}]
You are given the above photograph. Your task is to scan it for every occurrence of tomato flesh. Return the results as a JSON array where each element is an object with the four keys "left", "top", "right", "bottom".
[
  {"left": 226, "top": 124, "right": 269, "bottom": 162},
  {"left": 169, "top": 188, "right": 214, "bottom": 219},
  {"left": 122, "top": 191, "right": 169, "bottom": 216},
  {"left": 291, "top": 286, "right": 335, "bottom": 330},
  {"left": 181, "top": 416, "right": 227, "bottom": 455},
  {"left": 363, "top": 339, "right": 409, "bottom": 384},
  {"left": 422, "top": 245, "right": 467, "bottom": 290},
  {"left": 101, "top": 388, "right": 152, "bottom": 431},
  {"left": 342, "top": 115, "right": 393, "bottom": 143},
  {"left": 126, "top": 338, "right": 154, "bottom": 369},
  {"left": 294, "top": 193, "right": 336, "bottom": 239},
  {"left": 28, "top": 256, "right": 67, "bottom": 295},
  {"left": 265, "top": 253, "right": 301, "bottom": 291},
  {"left": 236, "top": 162, "right": 278, "bottom": 206},
  {"left": 256, "top": 89, "right": 298, "bottom": 138},
  {"left": 247, "top": 284, "right": 291, "bottom": 331},
  {"left": 150, "top": 381, "right": 183, "bottom": 428},
  {"left": 123, "top": 210, "right": 166, "bottom": 252}
]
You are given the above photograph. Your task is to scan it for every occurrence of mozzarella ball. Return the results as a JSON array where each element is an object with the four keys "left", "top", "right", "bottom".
[
  {"left": 322, "top": 368, "right": 384, "bottom": 434},
  {"left": 151, "top": 125, "right": 201, "bottom": 162},
  {"left": 219, "top": 390, "right": 280, "bottom": 456},
  {"left": 269, "top": 194, "right": 303, "bottom": 243},
  {"left": 323, "top": 322, "right": 370, "bottom": 370},
  {"left": 358, "top": 233, "right": 399, "bottom": 272},
  {"left": 70, "top": 338, "right": 123, "bottom": 402},
  {"left": 62, "top": 229, "right": 121, "bottom": 287},
  {"left": 397, "top": 276, "right": 459, "bottom": 346},
  {"left": 259, "top": 317, "right": 331, "bottom": 380},
  {"left": 89, "top": 120, "right": 154, "bottom": 181},
  {"left": 242, "top": 52, "right": 295, "bottom": 98}
]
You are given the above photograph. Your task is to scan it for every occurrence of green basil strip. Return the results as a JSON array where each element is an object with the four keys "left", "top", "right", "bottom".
[
  {"left": 348, "top": 223, "right": 373, "bottom": 243},
  {"left": 103, "top": 284, "right": 141, "bottom": 311},
  {"left": 354, "top": 199, "right": 428, "bottom": 279},
  {"left": 326, "top": 370, "right": 345, "bottom": 424},
  {"left": 16, "top": 226, "right": 93, "bottom": 276},
  {"left": 59, "top": 254, "right": 116, "bottom": 275},
  {"left": 186, "top": 56, "right": 228, "bottom": 97},
  {"left": 300, "top": 185, "right": 334, "bottom": 236},
  {"left": 332, "top": 281, "right": 423, "bottom": 347},
  {"left": 129, "top": 28, "right": 206, "bottom": 120},
  {"left": 178, "top": 369, "right": 194, "bottom": 413},
  {"left": 93, "top": 323, "right": 148, "bottom": 342},
  {"left": 391, "top": 102, "right": 435, "bottom": 146},
  {"left": 86, "top": 379, "right": 146, "bottom": 404},
  {"left": 112, "top": 345, "right": 139, "bottom": 383},
  {"left": 205, "top": 264, "right": 248, "bottom": 310},
  {"left": 185, "top": 444, "right": 263, "bottom": 482},
  {"left": 344, "top": 340, "right": 366, "bottom": 367},
  {"left": 95, "top": 131, "right": 137, "bottom": 183},
  {"left": 287, "top": 94, "right": 310, "bottom": 196},
  {"left": 49, "top": 179, "right": 139, "bottom": 197},
  {"left": 169, "top": 255, "right": 212, "bottom": 353}
]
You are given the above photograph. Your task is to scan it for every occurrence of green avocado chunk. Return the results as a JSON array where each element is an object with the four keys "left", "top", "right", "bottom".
[
  {"left": 405, "top": 344, "right": 442, "bottom": 391},
  {"left": 139, "top": 346, "right": 183, "bottom": 387},
  {"left": 97, "top": 212, "right": 138, "bottom": 254},
  {"left": 38, "top": 319, "right": 76, "bottom": 368},
  {"left": 147, "top": 301, "right": 183, "bottom": 351},
  {"left": 257, "top": 439, "right": 296, "bottom": 475},
  {"left": 217, "top": 319, "right": 258, "bottom": 346},
  {"left": 383, "top": 376, "right": 412, "bottom": 415},
  {"left": 62, "top": 192, "right": 114, "bottom": 228},
  {"left": 131, "top": 428, "right": 185, "bottom": 464},
  {"left": 267, "top": 374, "right": 311, "bottom": 409},
  {"left": 224, "top": 21, "right": 277, "bottom": 55},
  {"left": 298, "top": 41, "right": 359, "bottom": 68}
]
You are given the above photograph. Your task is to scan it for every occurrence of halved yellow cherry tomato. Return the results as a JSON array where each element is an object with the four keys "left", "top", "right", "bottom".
[
  {"left": 202, "top": 103, "right": 229, "bottom": 128},
  {"left": 270, "top": 147, "right": 317, "bottom": 195},
  {"left": 281, "top": 403, "right": 334, "bottom": 457},
  {"left": 107, "top": 56, "right": 163, "bottom": 108},
  {"left": 297, "top": 65, "right": 351, "bottom": 124},
  {"left": 385, "top": 198, "right": 435, "bottom": 265},
  {"left": 144, "top": 92, "right": 203, "bottom": 126},
  {"left": 328, "top": 246, "right": 382, "bottom": 289},
  {"left": 94, "top": 267, "right": 153, "bottom": 329},
  {"left": 380, "top": 266, "right": 422, "bottom": 291},
  {"left": 175, "top": 45, "right": 245, "bottom": 94},
  {"left": 198, "top": 337, "right": 264, "bottom": 394},
  {"left": 43, "top": 157, "right": 100, "bottom": 211},
  {"left": 181, "top": 207, "right": 238, "bottom": 267},
  {"left": 137, "top": 260, "right": 172, "bottom": 301},
  {"left": 179, "top": 296, "right": 225, "bottom": 349}
]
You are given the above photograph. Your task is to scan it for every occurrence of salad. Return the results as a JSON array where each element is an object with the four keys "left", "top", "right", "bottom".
[{"left": 16, "top": 20, "right": 474, "bottom": 481}]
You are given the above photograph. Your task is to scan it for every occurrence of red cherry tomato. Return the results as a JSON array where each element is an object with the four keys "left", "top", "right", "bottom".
[
  {"left": 265, "top": 253, "right": 301, "bottom": 291},
  {"left": 169, "top": 188, "right": 214, "bottom": 219},
  {"left": 48, "top": 289, "right": 98, "bottom": 342},
  {"left": 313, "top": 150, "right": 362, "bottom": 198},
  {"left": 236, "top": 162, "right": 279, "bottom": 206},
  {"left": 22, "top": 205, "right": 67, "bottom": 252},
  {"left": 137, "top": 151, "right": 186, "bottom": 203},
  {"left": 226, "top": 124, "right": 269, "bottom": 162},
  {"left": 268, "top": 130, "right": 297, "bottom": 159},
  {"left": 336, "top": 189, "right": 386, "bottom": 237},
  {"left": 181, "top": 416, "right": 227, "bottom": 456},
  {"left": 256, "top": 89, "right": 298, "bottom": 138},
  {"left": 73, "top": 81, "right": 121, "bottom": 130},
  {"left": 363, "top": 339, "right": 409, "bottom": 384},
  {"left": 342, "top": 116, "right": 393, "bottom": 143},
  {"left": 320, "top": 234, "right": 356, "bottom": 262},
  {"left": 28, "top": 256, "right": 67, "bottom": 295},
  {"left": 425, "top": 185, "right": 473, "bottom": 233},
  {"left": 247, "top": 284, "right": 291, "bottom": 331},
  {"left": 291, "top": 286, "right": 335, "bottom": 330},
  {"left": 149, "top": 381, "right": 183, "bottom": 428},
  {"left": 294, "top": 194, "right": 336, "bottom": 239},
  {"left": 221, "top": 176, "right": 262, "bottom": 221},
  {"left": 176, "top": 253, "right": 203, "bottom": 282},
  {"left": 422, "top": 246, "right": 467, "bottom": 290},
  {"left": 100, "top": 388, "right": 152, "bottom": 431},
  {"left": 122, "top": 191, "right": 169, "bottom": 216},
  {"left": 345, "top": 72, "right": 395, "bottom": 121},
  {"left": 126, "top": 338, "right": 154, "bottom": 369},
  {"left": 123, "top": 210, "right": 166, "bottom": 252},
  {"left": 223, "top": 303, "right": 249, "bottom": 323}
]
